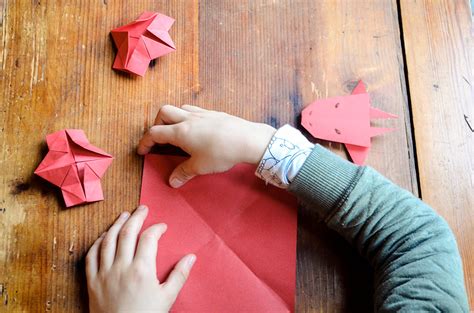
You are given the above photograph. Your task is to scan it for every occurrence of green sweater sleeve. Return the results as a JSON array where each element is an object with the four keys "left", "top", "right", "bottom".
[{"left": 288, "top": 145, "right": 469, "bottom": 312}]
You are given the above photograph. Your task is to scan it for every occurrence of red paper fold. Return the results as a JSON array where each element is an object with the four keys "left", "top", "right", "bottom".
[{"left": 140, "top": 155, "right": 297, "bottom": 312}]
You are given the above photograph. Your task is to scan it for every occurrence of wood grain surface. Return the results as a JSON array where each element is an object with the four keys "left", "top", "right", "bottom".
[
  {"left": 400, "top": 0, "right": 474, "bottom": 308},
  {"left": 0, "top": 0, "right": 469, "bottom": 312}
]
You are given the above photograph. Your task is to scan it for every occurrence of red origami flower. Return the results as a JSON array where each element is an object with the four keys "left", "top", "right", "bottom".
[
  {"left": 34, "top": 129, "right": 113, "bottom": 207},
  {"left": 111, "top": 11, "right": 176, "bottom": 76}
]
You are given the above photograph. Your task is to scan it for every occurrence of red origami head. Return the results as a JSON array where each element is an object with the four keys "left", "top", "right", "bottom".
[{"left": 301, "top": 81, "right": 397, "bottom": 164}]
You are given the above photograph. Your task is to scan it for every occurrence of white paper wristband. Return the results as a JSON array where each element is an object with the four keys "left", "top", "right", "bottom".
[{"left": 255, "top": 124, "right": 314, "bottom": 189}]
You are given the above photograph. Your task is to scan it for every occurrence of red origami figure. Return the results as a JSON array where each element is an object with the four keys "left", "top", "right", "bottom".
[
  {"left": 111, "top": 11, "right": 176, "bottom": 76},
  {"left": 301, "top": 81, "right": 397, "bottom": 165},
  {"left": 34, "top": 129, "right": 113, "bottom": 207}
]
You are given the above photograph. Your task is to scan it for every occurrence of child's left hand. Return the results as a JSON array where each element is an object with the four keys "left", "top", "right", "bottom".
[{"left": 86, "top": 205, "right": 196, "bottom": 313}]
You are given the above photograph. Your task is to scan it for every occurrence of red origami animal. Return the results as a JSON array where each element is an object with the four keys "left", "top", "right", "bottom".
[{"left": 301, "top": 81, "right": 397, "bottom": 165}]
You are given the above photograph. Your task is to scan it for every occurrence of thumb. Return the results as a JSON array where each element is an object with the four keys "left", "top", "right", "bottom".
[{"left": 169, "top": 159, "right": 197, "bottom": 188}]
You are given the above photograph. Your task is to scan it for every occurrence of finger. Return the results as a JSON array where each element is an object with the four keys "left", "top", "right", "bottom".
[
  {"left": 86, "top": 232, "right": 106, "bottom": 279},
  {"left": 134, "top": 223, "right": 167, "bottom": 268},
  {"left": 115, "top": 205, "right": 149, "bottom": 265},
  {"left": 181, "top": 104, "right": 207, "bottom": 113},
  {"left": 100, "top": 211, "right": 130, "bottom": 272},
  {"left": 154, "top": 105, "right": 189, "bottom": 125},
  {"left": 162, "top": 254, "right": 196, "bottom": 298},
  {"left": 169, "top": 159, "right": 198, "bottom": 188},
  {"left": 137, "top": 125, "right": 179, "bottom": 155}
]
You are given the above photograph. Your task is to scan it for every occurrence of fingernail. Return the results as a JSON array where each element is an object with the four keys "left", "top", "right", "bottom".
[
  {"left": 170, "top": 177, "right": 183, "bottom": 188},
  {"left": 158, "top": 223, "right": 168, "bottom": 232},
  {"left": 119, "top": 211, "right": 130, "bottom": 220},
  {"left": 185, "top": 254, "right": 196, "bottom": 269},
  {"left": 137, "top": 205, "right": 148, "bottom": 212}
]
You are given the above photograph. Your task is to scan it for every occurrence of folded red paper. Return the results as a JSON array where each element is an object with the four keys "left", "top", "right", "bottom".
[
  {"left": 111, "top": 11, "right": 176, "bottom": 76},
  {"left": 301, "top": 80, "right": 397, "bottom": 165},
  {"left": 34, "top": 129, "right": 113, "bottom": 207},
  {"left": 140, "top": 155, "right": 297, "bottom": 312}
]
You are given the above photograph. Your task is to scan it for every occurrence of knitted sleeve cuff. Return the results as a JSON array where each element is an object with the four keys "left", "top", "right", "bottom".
[{"left": 288, "top": 144, "right": 364, "bottom": 219}]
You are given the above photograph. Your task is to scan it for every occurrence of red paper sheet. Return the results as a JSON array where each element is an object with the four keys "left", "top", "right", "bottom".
[{"left": 140, "top": 154, "right": 297, "bottom": 312}]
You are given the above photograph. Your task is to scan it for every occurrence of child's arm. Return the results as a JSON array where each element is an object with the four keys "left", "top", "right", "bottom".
[
  {"left": 289, "top": 145, "right": 469, "bottom": 312},
  {"left": 138, "top": 105, "right": 469, "bottom": 312}
]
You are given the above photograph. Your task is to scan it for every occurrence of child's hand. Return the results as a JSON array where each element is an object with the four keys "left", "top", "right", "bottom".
[
  {"left": 137, "top": 105, "right": 276, "bottom": 187},
  {"left": 86, "top": 205, "right": 196, "bottom": 313}
]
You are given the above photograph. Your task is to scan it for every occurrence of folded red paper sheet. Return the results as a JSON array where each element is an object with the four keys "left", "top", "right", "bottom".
[
  {"left": 111, "top": 11, "right": 176, "bottom": 76},
  {"left": 140, "top": 155, "right": 297, "bottom": 312},
  {"left": 34, "top": 129, "right": 113, "bottom": 207},
  {"left": 301, "top": 81, "right": 397, "bottom": 165}
]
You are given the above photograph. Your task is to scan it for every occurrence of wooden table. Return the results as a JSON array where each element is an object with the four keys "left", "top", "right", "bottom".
[{"left": 1, "top": 1, "right": 472, "bottom": 311}]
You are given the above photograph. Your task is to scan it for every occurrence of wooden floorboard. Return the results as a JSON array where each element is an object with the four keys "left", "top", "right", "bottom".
[
  {"left": 400, "top": 0, "right": 474, "bottom": 308},
  {"left": 1, "top": 1, "right": 416, "bottom": 311}
]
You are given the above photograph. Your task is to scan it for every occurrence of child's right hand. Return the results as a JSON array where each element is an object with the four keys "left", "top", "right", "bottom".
[{"left": 137, "top": 105, "right": 276, "bottom": 188}]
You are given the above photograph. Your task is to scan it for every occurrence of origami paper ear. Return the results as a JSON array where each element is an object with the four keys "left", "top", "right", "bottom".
[{"left": 351, "top": 80, "right": 367, "bottom": 94}]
